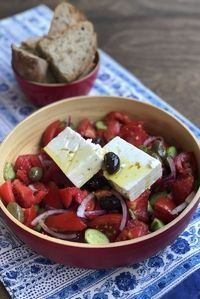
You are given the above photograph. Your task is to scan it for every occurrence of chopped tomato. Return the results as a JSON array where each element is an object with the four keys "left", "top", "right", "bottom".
[
  {"left": 116, "top": 219, "right": 149, "bottom": 241},
  {"left": 59, "top": 187, "right": 88, "bottom": 209},
  {"left": 72, "top": 188, "right": 88, "bottom": 205},
  {"left": 0, "top": 180, "right": 15, "bottom": 205},
  {"left": 127, "top": 190, "right": 150, "bottom": 223},
  {"left": 45, "top": 211, "right": 87, "bottom": 232},
  {"left": 59, "top": 188, "right": 73, "bottom": 208},
  {"left": 23, "top": 205, "right": 37, "bottom": 227},
  {"left": 175, "top": 152, "right": 197, "bottom": 177},
  {"left": 85, "top": 196, "right": 95, "bottom": 211},
  {"left": 89, "top": 213, "right": 122, "bottom": 241},
  {"left": 104, "top": 111, "right": 130, "bottom": 124},
  {"left": 42, "top": 158, "right": 71, "bottom": 186},
  {"left": 120, "top": 121, "right": 149, "bottom": 147},
  {"left": 43, "top": 181, "right": 63, "bottom": 209},
  {"left": 68, "top": 187, "right": 88, "bottom": 204},
  {"left": 15, "top": 169, "right": 29, "bottom": 185},
  {"left": 15, "top": 154, "right": 42, "bottom": 171},
  {"left": 154, "top": 196, "right": 176, "bottom": 223},
  {"left": 172, "top": 174, "right": 194, "bottom": 204},
  {"left": 77, "top": 118, "right": 96, "bottom": 139},
  {"left": 103, "top": 120, "right": 121, "bottom": 142},
  {"left": 41, "top": 120, "right": 64, "bottom": 147},
  {"left": 14, "top": 154, "right": 42, "bottom": 184},
  {"left": 13, "top": 179, "right": 35, "bottom": 208},
  {"left": 32, "top": 182, "right": 48, "bottom": 204}
]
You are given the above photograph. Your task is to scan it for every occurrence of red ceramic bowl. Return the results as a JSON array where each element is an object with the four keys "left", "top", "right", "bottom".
[
  {"left": 12, "top": 51, "right": 100, "bottom": 107},
  {"left": 0, "top": 96, "right": 200, "bottom": 269}
]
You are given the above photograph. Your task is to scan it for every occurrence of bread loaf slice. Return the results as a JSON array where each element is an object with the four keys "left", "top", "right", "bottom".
[
  {"left": 48, "top": 1, "right": 86, "bottom": 36},
  {"left": 38, "top": 21, "right": 97, "bottom": 83},
  {"left": 11, "top": 44, "right": 54, "bottom": 83},
  {"left": 21, "top": 36, "right": 42, "bottom": 55}
]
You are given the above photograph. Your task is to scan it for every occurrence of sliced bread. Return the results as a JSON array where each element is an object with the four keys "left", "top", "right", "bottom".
[
  {"left": 11, "top": 44, "right": 53, "bottom": 83},
  {"left": 48, "top": 1, "right": 86, "bottom": 37},
  {"left": 38, "top": 21, "right": 97, "bottom": 82},
  {"left": 21, "top": 36, "right": 42, "bottom": 55}
]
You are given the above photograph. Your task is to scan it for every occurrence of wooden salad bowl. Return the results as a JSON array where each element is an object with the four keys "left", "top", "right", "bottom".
[{"left": 0, "top": 96, "right": 199, "bottom": 268}]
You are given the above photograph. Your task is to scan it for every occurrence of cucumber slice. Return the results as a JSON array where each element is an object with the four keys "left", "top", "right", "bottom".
[
  {"left": 147, "top": 201, "right": 153, "bottom": 215},
  {"left": 85, "top": 229, "right": 110, "bottom": 244},
  {"left": 33, "top": 224, "right": 42, "bottom": 232},
  {"left": 166, "top": 146, "right": 177, "bottom": 158},
  {"left": 95, "top": 120, "right": 107, "bottom": 130},
  {"left": 151, "top": 218, "right": 165, "bottom": 231},
  {"left": 3, "top": 162, "right": 16, "bottom": 180},
  {"left": 149, "top": 191, "right": 168, "bottom": 208},
  {"left": 7, "top": 202, "right": 24, "bottom": 223}
]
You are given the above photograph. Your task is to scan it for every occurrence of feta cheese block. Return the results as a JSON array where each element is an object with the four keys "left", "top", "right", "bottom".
[
  {"left": 103, "top": 137, "right": 162, "bottom": 200},
  {"left": 44, "top": 127, "right": 104, "bottom": 187}
]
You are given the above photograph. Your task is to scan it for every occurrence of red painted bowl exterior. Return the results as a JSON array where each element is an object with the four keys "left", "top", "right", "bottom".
[
  {"left": 13, "top": 52, "right": 100, "bottom": 106},
  {"left": 1, "top": 197, "right": 199, "bottom": 268}
]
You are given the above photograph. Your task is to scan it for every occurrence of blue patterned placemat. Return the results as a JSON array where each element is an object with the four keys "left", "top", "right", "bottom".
[{"left": 0, "top": 5, "right": 200, "bottom": 299}]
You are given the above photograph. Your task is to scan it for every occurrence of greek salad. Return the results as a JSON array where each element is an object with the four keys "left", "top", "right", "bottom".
[{"left": 0, "top": 111, "right": 198, "bottom": 244}]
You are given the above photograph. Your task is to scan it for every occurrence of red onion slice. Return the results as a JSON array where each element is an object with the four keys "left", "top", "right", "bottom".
[
  {"left": 171, "top": 202, "right": 187, "bottom": 215},
  {"left": 31, "top": 209, "right": 66, "bottom": 226},
  {"left": 85, "top": 210, "right": 107, "bottom": 217},
  {"left": 143, "top": 136, "right": 164, "bottom": 147},
  {"left": 171, "top": 191, "right": 195, "bottom": 215},
  {"left": 185, "top": 191, "right": 196, "bottom": 204},
  {"left": 38, "top": 154, "right": 53, "bottom": 168},
  {"left": 77, "top": 193, "right": 94, "bottom": 218},
  {"left": 160, "top": 156, "right": 176, "bottom": 187},
  {"left": 28, "top": 184, "right": 38, "bottom": 192},
  {"left": 39, "top": 221, "right": 77, "bottom": 240},
  {"left": 166, "top": 156, "right": 176, "bottom": 179},
  {"left": 112, "top": 191, "right": 128, "bottom": 231}
]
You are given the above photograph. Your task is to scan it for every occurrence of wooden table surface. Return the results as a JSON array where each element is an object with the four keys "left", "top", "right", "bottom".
[{"left": 0, "top": 0, "right": 200, "bottom": 298}]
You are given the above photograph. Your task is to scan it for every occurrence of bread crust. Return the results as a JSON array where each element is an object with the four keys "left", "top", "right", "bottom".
[
  {"left": 48, "top": 1, "right": 87, "bottom": 37},
  {"left": 11, "top": 44, "right": 52, "bottom": 83}
]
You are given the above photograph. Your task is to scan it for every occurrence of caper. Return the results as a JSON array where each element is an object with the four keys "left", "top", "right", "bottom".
[
  {"left": 152, "top": 140, "right": 166, "bottom": 158},
  {"left": 99, "top": 195, "right": 121, "bottom": 211},
  {"left": 84, "top": 176, "right": 109, "bottom": 191},
  {"left": 104, "top": 152, "right": 120, "bottom": 175},
  {"left": 7, "top": 202, "right": 24, "bottom": 223},
  {"left": 28, "top": 167, "right": 43, "bottom": 181}
]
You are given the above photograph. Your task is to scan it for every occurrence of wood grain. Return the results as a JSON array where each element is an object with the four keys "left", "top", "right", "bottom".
[{"left": 0, "top": 0, "right": 200, "bottom": 297}]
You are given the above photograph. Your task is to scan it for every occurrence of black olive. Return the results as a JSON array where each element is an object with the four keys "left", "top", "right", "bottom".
[
  {"left": 99, "top": 195, "right": 121, "bottom": 211},
  {"left": 104, "top": 152, "right": 120, "bottom": 175},
  {"left": 92, "top": 137, "right": 102, "bottom": 145},
  {"left": 84, "top": 176, "right": 109, "bottom": 191}
]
